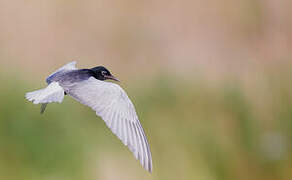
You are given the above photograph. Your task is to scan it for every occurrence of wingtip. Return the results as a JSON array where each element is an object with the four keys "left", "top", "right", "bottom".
[
  {"left": 148, "top": 167, "right": 153, "bottom": 173},
  {"left": 140, "top": 153, "right": 153, "bottom": 173},
  {"left": 146, "top": 159, "right": 153, "bottom": 173}
]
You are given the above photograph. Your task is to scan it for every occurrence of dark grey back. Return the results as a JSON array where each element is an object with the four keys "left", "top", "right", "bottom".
[{"left": 46, "top": 69, "right": 93, "bottom": 85}]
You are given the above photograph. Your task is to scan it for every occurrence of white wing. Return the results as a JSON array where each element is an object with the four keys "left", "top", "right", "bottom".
[
  {"left": 68, "top": 77, "right": 153, "bottom": 172},
  {"left": 25, "top": 82, "right": 64, "bottom": 104},
  {"left": 48, "top": 61, "right": 77, "bottom": 77}
]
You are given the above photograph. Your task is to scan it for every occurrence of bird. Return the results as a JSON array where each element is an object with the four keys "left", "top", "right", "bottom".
[{"left": 25, "top": 61, "right": 153, "bottom": 172}]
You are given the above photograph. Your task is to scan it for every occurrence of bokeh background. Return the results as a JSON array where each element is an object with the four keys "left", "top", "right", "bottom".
[{"left": 0, "top": 0, "right": 292, "bottom": 180}]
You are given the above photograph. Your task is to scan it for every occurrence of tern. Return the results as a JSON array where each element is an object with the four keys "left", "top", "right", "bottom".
[{"left": 25, "top": 61, "right": 152, "bottom": 172}]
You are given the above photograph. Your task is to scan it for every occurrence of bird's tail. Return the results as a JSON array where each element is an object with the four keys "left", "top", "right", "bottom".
[
  {"left": 25, "top": 82, "right": 65, "bottom": 104},
  {"left": 25, "top": 88, "right": 47, "bottom": 104}
]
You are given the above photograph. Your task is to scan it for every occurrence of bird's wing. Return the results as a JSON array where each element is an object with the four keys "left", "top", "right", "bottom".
[
  {"left": 48, "top": 61, "right": 78, "bottom": 77},
  {"left": 68, "top": 77, "right": 153, "bottom": 172},
  {"left": 25, "top": 82, "right": 65, "bottom": 104}
]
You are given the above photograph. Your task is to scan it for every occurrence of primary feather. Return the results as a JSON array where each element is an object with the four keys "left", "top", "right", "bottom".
[{"left": 68, "top": 77, "right": 153, "bottom": 172}]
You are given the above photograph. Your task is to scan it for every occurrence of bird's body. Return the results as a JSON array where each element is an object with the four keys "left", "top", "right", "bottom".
[
  {"left": 46, "top": 69, "right": 94, "bottom": 93},
  {"left": 25, "top": 61, "right": 153, "bottom": 172}
]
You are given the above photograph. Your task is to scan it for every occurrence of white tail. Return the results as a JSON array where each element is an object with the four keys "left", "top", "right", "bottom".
[{"left": 25, "top": 82, "right": 65, "bottom": 104}]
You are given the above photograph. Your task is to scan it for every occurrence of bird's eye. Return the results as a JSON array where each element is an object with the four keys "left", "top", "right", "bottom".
[{"left": 101, "top": 71, "right": 107, "bottom": 75}]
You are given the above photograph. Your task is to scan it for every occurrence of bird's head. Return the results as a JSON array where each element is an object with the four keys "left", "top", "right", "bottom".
[{"left": 90, "top": 66, "right": 120, "bottom": 82}]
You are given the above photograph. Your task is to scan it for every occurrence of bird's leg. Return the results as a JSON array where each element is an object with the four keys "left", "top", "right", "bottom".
[{"left": 40, "top": 103, "right": 48, "bottom": 114}]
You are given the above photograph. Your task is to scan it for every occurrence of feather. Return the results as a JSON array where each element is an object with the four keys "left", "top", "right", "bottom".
[{"left": 67, "top": 77, "right": 153, "bottom": 172}]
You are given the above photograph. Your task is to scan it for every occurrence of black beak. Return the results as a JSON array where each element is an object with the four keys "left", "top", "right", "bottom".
[{"left": 105, "top": 75, "right": 120, "bottom": 82}]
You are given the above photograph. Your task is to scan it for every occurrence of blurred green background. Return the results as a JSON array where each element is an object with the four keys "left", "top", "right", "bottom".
[{"left": 0, "top": 0, "right": 292, "bottom": 179}]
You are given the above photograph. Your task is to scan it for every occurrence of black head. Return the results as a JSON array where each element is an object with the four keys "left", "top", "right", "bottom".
[{"left": 90, "top": 66, "right": 120, "bottom": 82}]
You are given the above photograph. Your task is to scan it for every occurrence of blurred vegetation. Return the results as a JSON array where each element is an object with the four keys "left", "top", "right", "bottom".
[
  {"left": 0, "top": 69, "right": 292, "bottom": 180},
  {"left": 0, "top": 0, "right": 291, "bottom": 179}
]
